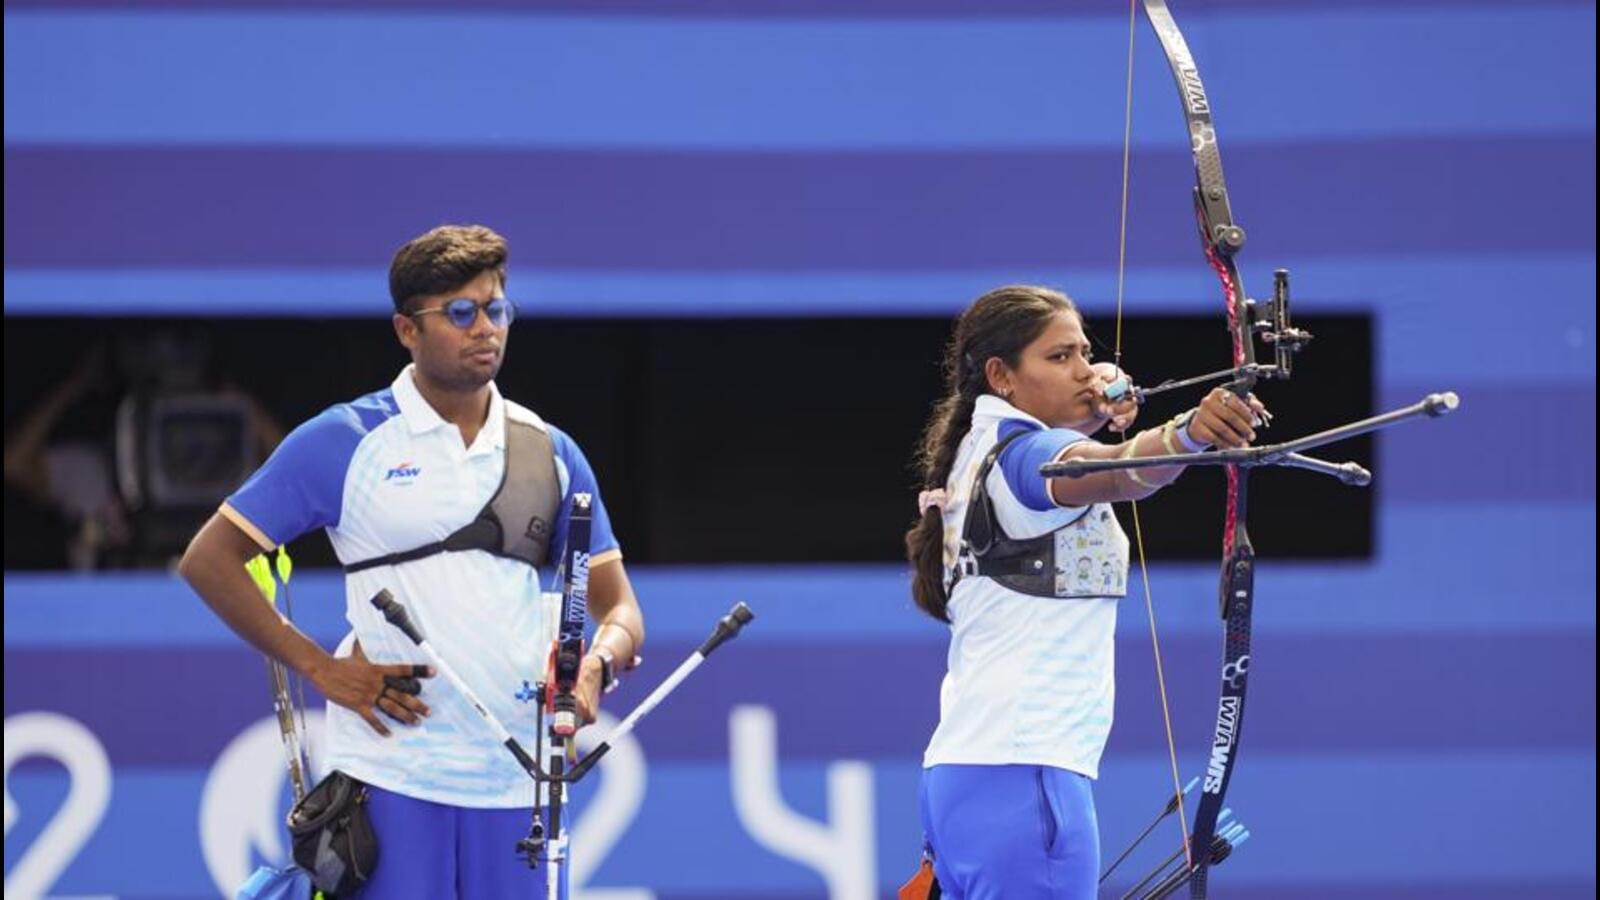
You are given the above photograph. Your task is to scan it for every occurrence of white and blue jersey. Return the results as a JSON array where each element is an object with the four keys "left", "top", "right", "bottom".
[
  {"left": 923, "top": 395, "right": 1128, "bottom": 779},
  {"left": 222, "top": 365, "right": 620, "bottom": 808}
]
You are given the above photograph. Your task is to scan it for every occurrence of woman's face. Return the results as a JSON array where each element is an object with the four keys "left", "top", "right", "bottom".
[{"left": 989, "top": 310, "right": 1100, "bottom": 429}]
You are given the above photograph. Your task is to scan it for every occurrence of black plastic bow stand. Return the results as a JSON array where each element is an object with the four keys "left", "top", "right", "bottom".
[{"left": 370, "top": 589, "right": 753, "bottom": 896}]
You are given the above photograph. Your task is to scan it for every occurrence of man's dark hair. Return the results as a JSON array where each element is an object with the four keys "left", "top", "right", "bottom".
[{"left": 388, "top": 224, "right": 509, "bottom": 313}]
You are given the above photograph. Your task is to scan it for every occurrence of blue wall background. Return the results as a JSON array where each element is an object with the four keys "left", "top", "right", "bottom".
[{"left": 3, "top": 0, "right": 1594, "bottom": 898}]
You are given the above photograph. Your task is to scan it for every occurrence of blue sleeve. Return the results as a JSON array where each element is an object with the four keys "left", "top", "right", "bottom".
[
  {"left": 996, "top": 419, "right": 1089, "bottom": 512},
  {"left": 224, "top": 405, "right": 365, "bottom": 546},
  {"left": 548, "top": 427, "right": 622, "bottom": 560}
]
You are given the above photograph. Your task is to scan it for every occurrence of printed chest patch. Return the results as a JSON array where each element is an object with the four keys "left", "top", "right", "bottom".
[{"left": 1053, "top": 505, "right": 1130, "bottom": 598}]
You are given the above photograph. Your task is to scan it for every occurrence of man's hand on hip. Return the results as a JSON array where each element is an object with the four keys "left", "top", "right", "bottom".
[{"left": 312, "top": 641, "right": 435, "bottom": 737}]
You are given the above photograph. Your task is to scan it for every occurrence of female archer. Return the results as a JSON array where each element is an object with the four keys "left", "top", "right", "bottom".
[{"left": 905, "top": 284, "right": 1264, "bottom": 898}]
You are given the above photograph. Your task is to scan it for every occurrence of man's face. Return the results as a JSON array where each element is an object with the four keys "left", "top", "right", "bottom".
[{"left": 394, "top": 270, "right": 510, "bottom": 391}]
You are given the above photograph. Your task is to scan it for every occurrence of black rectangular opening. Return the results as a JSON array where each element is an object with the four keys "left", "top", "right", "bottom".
[{"left": 4, "top": 312, "right": 1373, "bottom": 567}]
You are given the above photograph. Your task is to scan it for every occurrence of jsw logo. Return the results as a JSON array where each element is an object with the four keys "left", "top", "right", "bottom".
[{"left": 385, "top": 462, "right": 421, "bottom": 481}]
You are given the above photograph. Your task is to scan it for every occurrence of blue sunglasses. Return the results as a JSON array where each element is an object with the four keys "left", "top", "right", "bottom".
[{"left": 409, "top": 297, "right": 517, "bottom": 329}]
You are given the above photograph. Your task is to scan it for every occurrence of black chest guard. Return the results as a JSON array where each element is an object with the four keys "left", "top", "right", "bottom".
[
  {"left": 952, "top": 428, "right": 1126, "bottom": 600},
  {"left": 344, "top": 418, "right": 562, "bottom": 574}
]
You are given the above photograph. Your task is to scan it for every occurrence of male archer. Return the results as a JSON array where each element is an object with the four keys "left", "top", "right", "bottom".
[{"left": 180, "top": 224, "right": 644, "bottom": 899}]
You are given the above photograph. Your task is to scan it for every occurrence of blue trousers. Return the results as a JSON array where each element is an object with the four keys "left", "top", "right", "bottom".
[
  {"left": 360, "top": 784, "right": 568, "bottom": 899},
  {"left": 919, "top": 764, "right": 1100, "bottom": 900}
]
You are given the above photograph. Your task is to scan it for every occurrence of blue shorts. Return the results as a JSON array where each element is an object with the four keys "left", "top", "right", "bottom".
[
  {"left": 360, "top": 784, "right": 568, "bottom": 900},
  {"left": 919, "top": 764, "right": 1100, "bottom": 900}
]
